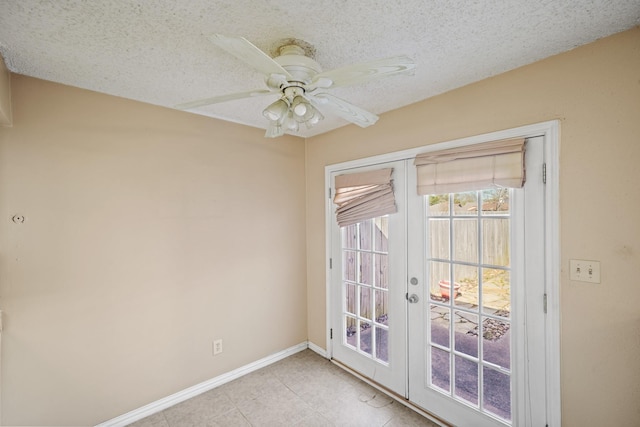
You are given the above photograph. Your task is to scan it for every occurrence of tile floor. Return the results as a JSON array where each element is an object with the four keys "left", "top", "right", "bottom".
[{"left": 128, "top": 349, "right": 440, "bottom": 427}]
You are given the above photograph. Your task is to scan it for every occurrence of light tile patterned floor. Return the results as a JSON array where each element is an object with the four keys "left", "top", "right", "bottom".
[{"left": 128, "top": 349, "right": 439, "bottom": 427}]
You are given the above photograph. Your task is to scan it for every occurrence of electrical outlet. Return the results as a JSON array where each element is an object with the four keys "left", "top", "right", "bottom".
[
  {"left": 213, "top": 339, "right": 223, "bottom": 355},
  {"left": 569, "top": 259, "right": 601, "bottom": 283}
]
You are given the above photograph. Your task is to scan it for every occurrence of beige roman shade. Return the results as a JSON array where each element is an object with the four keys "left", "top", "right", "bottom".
[
  {"left": 414, "top": 138, "right": 526, "bottom": 195},
  {"left": 333, "top": 168, "right": 397, "bottom": 227}
]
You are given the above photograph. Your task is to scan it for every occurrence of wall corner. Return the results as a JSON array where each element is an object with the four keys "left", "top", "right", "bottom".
[{"left": 0, "top": 53, "right": 13, "bottom": 127}]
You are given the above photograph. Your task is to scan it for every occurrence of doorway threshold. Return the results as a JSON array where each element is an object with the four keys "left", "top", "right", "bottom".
[{"left": 331, "top": 358, "right": 452, "bottom": 427}]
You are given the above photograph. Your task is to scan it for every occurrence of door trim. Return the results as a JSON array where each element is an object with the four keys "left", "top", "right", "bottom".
[{"left": 325, "top": 120, "right": 560, "bottom": 425}]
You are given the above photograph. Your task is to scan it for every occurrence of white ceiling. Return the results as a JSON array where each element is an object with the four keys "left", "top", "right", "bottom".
[{"left": 1, "top": 1, "right": 639, "bottom": 138}]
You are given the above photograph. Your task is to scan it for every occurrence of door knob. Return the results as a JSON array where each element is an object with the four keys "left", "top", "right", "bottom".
[{"left": 408, "top": 294, "right": 419, "bottom": 303}]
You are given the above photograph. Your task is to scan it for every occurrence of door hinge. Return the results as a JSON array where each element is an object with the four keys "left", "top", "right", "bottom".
[
  {"left": 330, "top": 328, "right": 333, "bottom": 339},
  {"left": 542, "top": 163, "right": 547, "bottom": 184},
  {"left": 329, "top": 187, "right": 332, "bottom": 199},
  {"left": 329, "top": 258, "right": 332, "bottom": 269},
  {"left": 543, "top": 293, "right": 548, "bottom": 314}
]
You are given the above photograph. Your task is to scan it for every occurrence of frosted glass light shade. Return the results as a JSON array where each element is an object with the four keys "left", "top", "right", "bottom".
[
  {"left": 262, "top": 98, "right": 289, "bottom": 121},
  {"left": 291, "top": 95, "right": 309, "bottom": 117}
]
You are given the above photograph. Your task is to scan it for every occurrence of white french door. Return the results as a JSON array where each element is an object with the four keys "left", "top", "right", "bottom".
[
  {"left": 328, "top": 134, "right": 554, "bottom": 426},
  {"left": 330, "top": 160, "right": 408, "bottom": 396},
  {"left": 406, "top": 137, "right": 546, "bottom": 426}
]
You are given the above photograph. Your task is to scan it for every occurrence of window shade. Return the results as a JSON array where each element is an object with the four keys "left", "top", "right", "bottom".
[
  {"left": 333, "top": 168, "right": 397, "bottom": 227},
  {"left": 414, "top": 138, "right": 526, "bottom": 195}
]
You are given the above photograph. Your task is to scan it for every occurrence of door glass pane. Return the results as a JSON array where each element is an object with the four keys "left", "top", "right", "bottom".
[
  {"left": 482, "top": 268, "right": 510, "bottom": 315},
  {"left": 483, "top": 366, "right": 511, "bottom": 421},
  {"left": 359, "top": 219, "right": 372, "bottom": 250},
  {"left": 453, "top": 192, "right": 478, "bottom": 215},
  {"left": 428, "top": 218, "right": 450, "bottom": 260},
  {"left": 360, "top": 320, "right": 372, "bottom": 355},
  {"left": 375, "top": 327, "right": 389, "bottom": 363},
  {"left": 483, "top": 317, "right": 511, "bottom": 369},
  {"left": 375, "top": 289, "right": 388, "bottom": 321},
  {"left": 358, "top": 252, "right": 372, "bottom": 285},
  {"left": 481, "top": 189, "right": 510, "bottom": 215},
  {"left": 374, "top": 217, "right": 388, "bottom": 251},
  {"left": 454, "top": 311, "right": 478, "bottom": 358},
  {"left": 343, "top": 251, "right": 356, "bottom": 281},
  {"left": 343, "top": 224, "right": 357, "bottom": 249},
  {"left": 431, "top": 346, "right": 450, "bottom": 392},
  {"left": 359, "top": 286, "right": 371, "bottom": 320},
  {"left": 345, "top": 283, "right": 356, "bottom": 315},
  {"left": 345, "top": 315, "right": 357, "bottom": 348},
  {"left": 454, "top": 264, "right": 478, "bottom": 308},
  {"left": 375, "top": 254, "right": 388, "bottom": 289},
  {"left": 483, "top": 218, "right": 509, "bottom": 266},
  {"left": 453, "top": 218, "right": 478, "bottom": 263},
  {"left": 429, "top": 261, "right": 450, "bottom": 302},
  {"left": 430, "top": 305, "right": 450, "bottom": 348},
  {"left": 455, "top": 356, "right": 479, "bottom": 405},
  {"left": 428, "top": 194, "right": 450, "bottom": 216}
]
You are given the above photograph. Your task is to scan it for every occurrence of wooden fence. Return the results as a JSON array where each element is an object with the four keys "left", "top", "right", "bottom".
[{"left": 344, "top": 218, "right": 509, "bottom": 321}]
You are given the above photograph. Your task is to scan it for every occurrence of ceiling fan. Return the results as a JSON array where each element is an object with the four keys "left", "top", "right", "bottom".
[{"left": 175, "top": 34, "right": 415, "bottom": 137}]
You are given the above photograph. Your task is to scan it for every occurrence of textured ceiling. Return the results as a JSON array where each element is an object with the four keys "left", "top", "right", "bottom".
[{"left": 1, "top": 1, "right": 639, "bottom": 138}]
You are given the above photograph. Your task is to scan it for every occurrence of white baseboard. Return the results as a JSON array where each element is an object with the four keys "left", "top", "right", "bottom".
[
  {"left": 307, "top": 341, "right": 328, "bottom": 358},
  {"left": 96, "top": 342, "right": 308, "bottom": 427}
]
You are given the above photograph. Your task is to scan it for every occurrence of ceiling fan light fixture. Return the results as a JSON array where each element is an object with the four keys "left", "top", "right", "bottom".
[
  {"left": 264, "top": 93, "right": 323, "bottom": 136},
  {"left": 262, "top": 98, "right": 289, "bottom": 122},
  {"left": 307, "top": 107, "right": 324, "bottom": 126},
  {"left": 265, "top": 121, "right": 285, "bottom": 138},
  {"left": 291, "top": 95, "right": 309, "bottom": 117},
  {"left": 285, "top": 111, "right": 299, "bottom": 131},
  {"left": 301, "top": 101, "right": 323, "bottom": 126}
]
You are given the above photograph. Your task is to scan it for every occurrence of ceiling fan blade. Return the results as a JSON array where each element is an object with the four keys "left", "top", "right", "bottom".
[
  {"left": 310, "top": 93, "right": 379, "bottom": 128},
  {"left": 175, "top": 89, "right": 275, "bottom": 110},
  {"left": 208, "top": 34, "right": 293, "bottom": 79},
  {"left": 309, "top": 55, "right": 415, "bottom": 89}
]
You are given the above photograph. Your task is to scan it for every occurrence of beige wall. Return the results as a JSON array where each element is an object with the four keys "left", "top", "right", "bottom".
[
  {"left": 306, "top": 27, "right": 640, "bottom": 426},
  {"left": 0, "top": 76, "right": 307, "bottom": 425}
]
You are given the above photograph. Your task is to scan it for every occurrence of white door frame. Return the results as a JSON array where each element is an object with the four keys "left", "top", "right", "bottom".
[{"left": 324, "top": 120, "right": 561, "bottom": 426}]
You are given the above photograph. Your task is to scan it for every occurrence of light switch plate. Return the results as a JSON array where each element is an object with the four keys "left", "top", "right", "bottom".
[{"left": 569, "top": 259, "right": 601, "bottom": 283}]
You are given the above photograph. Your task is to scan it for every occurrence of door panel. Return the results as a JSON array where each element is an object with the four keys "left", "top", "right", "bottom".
[
  {"left": 407, "top": 136, "right": 546, "bottom": 426},
  {"left": 330, "top": 161, "right": 407, "bottom": 396}
]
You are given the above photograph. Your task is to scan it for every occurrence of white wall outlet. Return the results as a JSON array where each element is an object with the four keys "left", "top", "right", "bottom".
[
  {"left": 213, "top": 339, "right": 223, "bottom": 355},
  {"left": 569, "top": 259, "right": 601, "bottom": 283}
]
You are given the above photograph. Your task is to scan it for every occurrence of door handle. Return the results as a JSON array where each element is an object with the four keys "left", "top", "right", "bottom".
[{"left": 408, "top": 294, "right": 419, "bottom": 303}]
